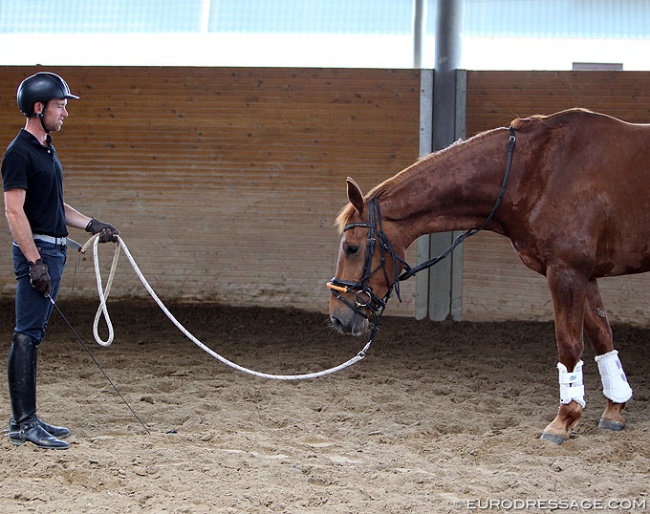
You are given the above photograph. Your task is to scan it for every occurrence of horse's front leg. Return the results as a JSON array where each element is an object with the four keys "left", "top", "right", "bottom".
[
  {"left": 583, "top": 279, "right": 633, "bottom": 431},
  {"left": 541, "top": 266, "right": 587, "bottom": 444}
]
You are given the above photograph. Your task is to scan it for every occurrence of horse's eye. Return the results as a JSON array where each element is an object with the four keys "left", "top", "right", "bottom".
[{"left": 345, "top": 244, "right": 359, "bottom": 256}]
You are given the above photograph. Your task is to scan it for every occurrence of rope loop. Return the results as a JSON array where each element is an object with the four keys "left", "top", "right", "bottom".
[{"left": 82, "top": 235, "right": 372, "bottom": 380}]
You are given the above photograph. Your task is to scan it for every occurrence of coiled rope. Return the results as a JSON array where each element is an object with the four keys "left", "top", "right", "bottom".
[{"left": 81, "top": 234, "right": 372, "bottom": 380}]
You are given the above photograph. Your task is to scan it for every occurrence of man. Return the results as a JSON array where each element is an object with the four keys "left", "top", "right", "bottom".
[{"left": 2, "top": 72, "right": 120, "bottom": 449}]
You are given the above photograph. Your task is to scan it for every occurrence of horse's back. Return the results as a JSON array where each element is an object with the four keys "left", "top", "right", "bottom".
[
  {"left": 514, "top": 108, "right": 650, "bottom": 182},
  {"left": 509, "top": 109, "right": 650, "bottom": 278}
]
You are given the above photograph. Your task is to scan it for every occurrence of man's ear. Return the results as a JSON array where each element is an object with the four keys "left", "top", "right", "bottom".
[{"left": 32, "top": 102, "right": 44, "bottom": 115}]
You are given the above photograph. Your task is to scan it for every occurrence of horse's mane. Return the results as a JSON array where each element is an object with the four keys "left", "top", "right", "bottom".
[
  {"left": 335, "top": 108, "right": 606, "bottom": 233},
  {"left": 334, "top": 130, "right": 497, "bottom": 232}
]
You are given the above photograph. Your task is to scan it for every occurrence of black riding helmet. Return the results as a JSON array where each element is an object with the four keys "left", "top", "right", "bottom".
[{"left": 16, "top": 72, "right": 79, "bottom": 117}]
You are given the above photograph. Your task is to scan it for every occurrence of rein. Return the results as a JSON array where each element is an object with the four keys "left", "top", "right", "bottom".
[{"left": 328, "top": 127, "right": 516, "bottom": 328}]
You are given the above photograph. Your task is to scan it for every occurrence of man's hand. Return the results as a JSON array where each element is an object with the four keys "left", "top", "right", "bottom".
[
  {"left": 85, "top": 218, "right": 120, "bottom": 243},
  {"left": 28, "top": 259, "right": 51, "bottom": 295}
]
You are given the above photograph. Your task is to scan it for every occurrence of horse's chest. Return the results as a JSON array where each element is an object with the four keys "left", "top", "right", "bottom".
[{"left": 509, "top": 240, "right": 547, "bottom": 275}]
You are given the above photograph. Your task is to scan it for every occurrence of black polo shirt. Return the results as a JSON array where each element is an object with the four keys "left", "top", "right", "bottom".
[{"left": 1, "top": 129, "right": 68, "bottom": 237}]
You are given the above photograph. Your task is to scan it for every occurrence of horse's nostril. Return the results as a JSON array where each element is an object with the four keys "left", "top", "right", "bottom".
[{"left": 330, "top": 315, "right": 343, "bottom": 329}]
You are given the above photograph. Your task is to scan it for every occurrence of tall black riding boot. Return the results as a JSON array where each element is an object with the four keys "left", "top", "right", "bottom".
[
  {"left": 7, "top": 333, "right": 68, "bottom": 450},
  {"left": 8, "top": 340, "right": 70, "bottom": 439}
]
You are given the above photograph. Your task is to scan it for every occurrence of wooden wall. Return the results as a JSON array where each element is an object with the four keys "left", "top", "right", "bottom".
[
  {"left": 0, "top": 67, "right": 420, "bottom": 315},
  {"left": 3, "top": 67, "right": 650, "bottom": 326},
  {"left": 463, "top": 71, "right": 650, "bottom": 324}
]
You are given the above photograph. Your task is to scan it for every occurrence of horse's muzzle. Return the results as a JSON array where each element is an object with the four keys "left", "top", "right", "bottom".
[
  {"left": 327, "top": 281, "right": 373, "bottom": 336},
  {"left": 329, "top": 307, "right": 369, "bottom": 337}
]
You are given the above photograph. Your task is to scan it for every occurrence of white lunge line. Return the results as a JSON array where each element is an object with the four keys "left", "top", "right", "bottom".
[{"left": 81, "top": 234, "right": 370, "bottom": 380}]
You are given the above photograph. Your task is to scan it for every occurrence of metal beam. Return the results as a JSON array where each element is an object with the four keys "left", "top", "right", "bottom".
[
  {"left": 426, "top": 0, "right": 464, "bottom": 321},
  {"left": 412, "top": 0, "right": 426, "bottom": 68},
  {"left": 416, "top": 69, "right": 434, "bottom": 320}
]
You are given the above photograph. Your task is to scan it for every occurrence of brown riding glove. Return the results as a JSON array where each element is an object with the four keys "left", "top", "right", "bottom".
[
  {"left": 85, "top": 218, "right": 120, "bottom": 243},
  {"left": 28, "top": 259, "right": 52, "bottom": 295}
]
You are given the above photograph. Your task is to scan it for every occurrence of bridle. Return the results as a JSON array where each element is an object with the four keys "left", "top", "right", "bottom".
[
  {"left": 327, "top": 198, "right": 407, "bottom": 332},
  {"left": 327, "top": 127, "right": 516, "bottom": 336}
]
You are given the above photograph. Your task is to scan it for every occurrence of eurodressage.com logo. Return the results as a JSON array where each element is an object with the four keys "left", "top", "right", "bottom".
[{"left": 451, "top": 498, "right": 647, "bottom": 511}]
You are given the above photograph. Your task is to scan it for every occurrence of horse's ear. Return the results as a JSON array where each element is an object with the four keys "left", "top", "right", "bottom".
[{"left": 346, "top": 177, "right": 365, "bottom": 215}]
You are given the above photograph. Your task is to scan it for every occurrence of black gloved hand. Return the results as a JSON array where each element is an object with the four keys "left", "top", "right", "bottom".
[
  {"left": 28, "top": 259, "right": 52, "bottom": 295},
  {"left": 85, "top": 218, "right": 120, "bottom": 243}
]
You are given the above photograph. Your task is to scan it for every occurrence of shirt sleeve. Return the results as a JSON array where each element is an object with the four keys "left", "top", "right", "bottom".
[{"left": 1, "top": 149, "right": 29, "bottom": 192}]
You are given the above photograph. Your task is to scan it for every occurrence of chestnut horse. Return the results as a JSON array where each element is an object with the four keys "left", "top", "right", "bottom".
[{"left": 328, "top": 108, "right": 643, "bottom": 444}]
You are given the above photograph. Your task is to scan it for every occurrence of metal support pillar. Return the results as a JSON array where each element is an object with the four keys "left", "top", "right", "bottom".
[{"left": 416, "top": 0, "right": 465, "bottom": 321}]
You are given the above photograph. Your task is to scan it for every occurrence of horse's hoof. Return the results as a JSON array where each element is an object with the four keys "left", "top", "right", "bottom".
[
  {"left": 540, "top": 431, "right": 567, "bottom": 445},
  {"left": 598, "top": 418, "right": 625, "bottom": 432}
]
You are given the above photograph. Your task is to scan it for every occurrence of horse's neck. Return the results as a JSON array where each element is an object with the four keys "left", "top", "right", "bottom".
[{"left": 381, "top": 129, "right": 510, "bottom": 247}]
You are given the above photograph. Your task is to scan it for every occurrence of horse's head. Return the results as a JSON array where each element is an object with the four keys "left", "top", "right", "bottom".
[{"left": 328, "top": 178, "right": 406, "bottom": 337}]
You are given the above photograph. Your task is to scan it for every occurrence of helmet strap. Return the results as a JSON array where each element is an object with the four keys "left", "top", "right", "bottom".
[{"left": 37, "top": 101, "right": 51, "bottom": 134}]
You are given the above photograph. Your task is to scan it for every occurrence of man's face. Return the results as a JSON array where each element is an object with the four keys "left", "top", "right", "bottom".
[{"left": 37, "top": 98, "right": 68, "bottom": 132}]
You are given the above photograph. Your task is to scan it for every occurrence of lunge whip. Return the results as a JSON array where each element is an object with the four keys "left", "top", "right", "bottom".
[{"left": 47, "top": 294, "right": 150, "bottom": 435}]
